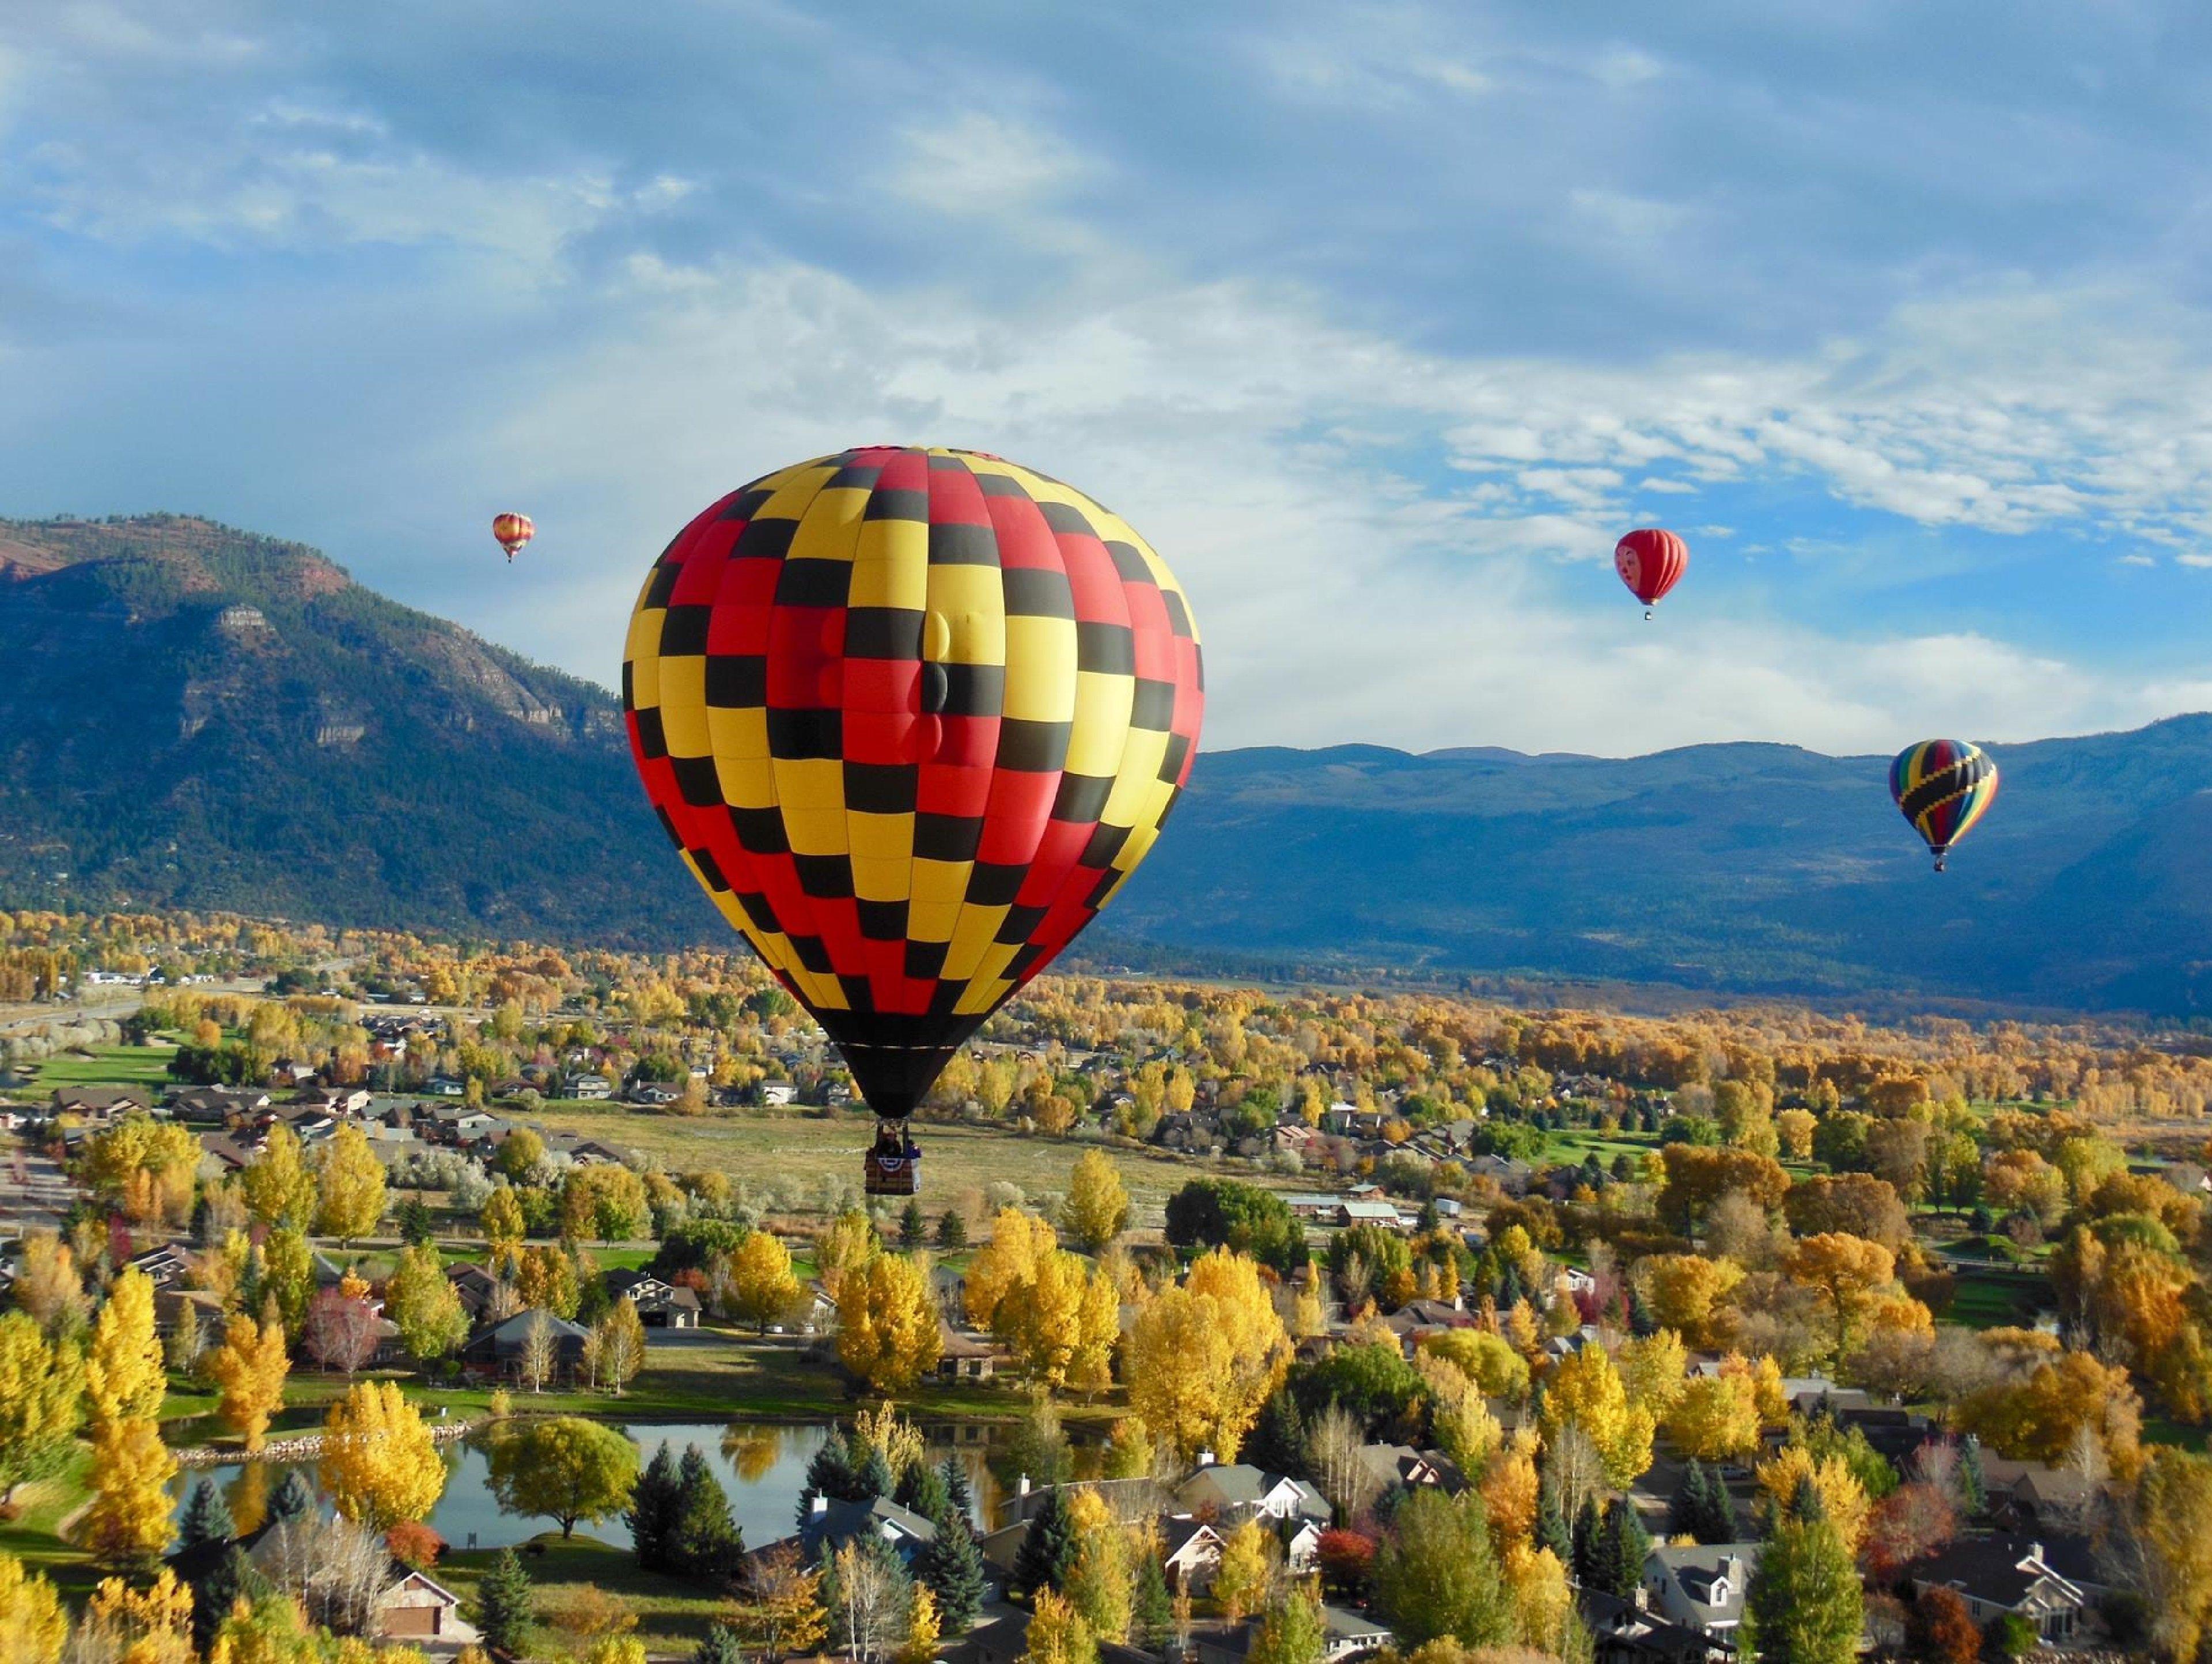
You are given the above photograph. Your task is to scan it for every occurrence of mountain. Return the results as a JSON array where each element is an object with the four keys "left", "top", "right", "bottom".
[
  {"left": 0, "top": 514, "right": 701, "bottom": 943},
  {"left": 4, "top": 515, "right": 2210, "bottom": 1012}
]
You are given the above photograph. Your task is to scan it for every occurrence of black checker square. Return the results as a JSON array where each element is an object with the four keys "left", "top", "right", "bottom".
[
  {"left": 914, "top": 812, "right": 983, "bottom": 863},
  {"left": 670, "top": 754, "right": 722, "bottom": 808},
  {"left": 995, "top": 717, "right": 1071, "bottom": 773},
  {"left": 631, "top": 706, "right": 668, "bottom": 759},
  {"left": 845, "top": 607, "right": 925, "bottom": 659},
  {"left": 767, "top": 708, "right": 843, "bottom": 759},
  {"left": 994, "top": 903, "right": 1049, "bottom": 946},
  {"left": 1158, "top": 731, "right": 1191, "bottom": 785},
  {"left": 836, "top": 973, "right": 876, "bottom": 1012},
  {"left": 935, "top": 663, "right": 1004, "bottom": 717},
  {"left": 793, "top": 853, "right": 855, "bottom": 899},
  {"left": 775, "top": 558, "right": 854, "bottom": 608},
  {"left": 964, "top": 861, "right": 1027, "bottom": 906},
  {"left": 719, "top": 486, "right": 775, "bottom": 521},
  {"left": 1080, "top": 821, "right": 1130, "bottom": 867},
  {"left": 864, "top": 488, "right": 929, "bottom": 521},
  {"left": 976, "top": 472, "right": 1033, "bottom": 498},
  {"left": 791, "top": 935, "right": 835, "bottom": 974},
  {"left": 643, "top": 561, "right": 683, "bottom": 608},
  {"left": 658, "top": 604, "right": 712, "bottom": 657},
  {"left": 824, "top": 464, "right": 884, "bottom": 491},
  {"left": 844, "top": 761, "right": 918, "bottom": 815},
  {"left": 705, "top": 654, "right": 768, "bottom": 709},
  {"left": 1076, "top": 622, "right": 1136, "bottom": 675},
  {"left": 1130, "top": 678, "right": 1176, "bottom": 730},
  {"left": 857, "top": 898, "right": 910, "bottom": 941},
  {"left": 1104, "top": 541, "right": 1154, "bottom": 585},
  {"left": 734, "top": 517, "right": 799, "bottom": 561},
  {"left": 1037, "top": 500, "right": 1097, "bottom": 538},
  {"left": 904, "top": 940, "right": 950, "bottom": 981},
  {"left": 737, "top": 891, "right": 781, "bottom": 932},
  {"left": 729, "top": 807, "right": 790, "bottom": 855},
  {"left": 1051, "top": 773, "right": 1113, "bottom": 823},
  {"left": 1002, "top": 566, "right": 1075, "bottom": 619},
  {"left": 928, "top": 523, "right": 999, "bottom": 566}
]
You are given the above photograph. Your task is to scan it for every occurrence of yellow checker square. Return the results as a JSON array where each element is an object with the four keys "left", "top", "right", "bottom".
[
  {"left": 755, "top": 467, "right": 837, "bottom": 523},
  {"left": 851, "top": 856, "right": 911, "bottom": 905},
  {"left": 944, "top": 905, "right": 1010, "bottom": 978},
  {"left": 1066, "top": 673, "right": 1136, "bottom": 776},
  {"left": 956, "top": 975, "right": 1014, "bottom": 1016},
  {"left": 925, "top": 566, "right": 1005, "bottom": 653},
  {"left": 1002, "top": 617, "right": 1078, "bottom": 721},
  {"left": 771, "top": 757, "right": 844, "bottom": 811},
  {"left": 788, "top": 491, "right": 870, "bottom": 563},
  {"left": 781, "top": 807, "right": 847, "bottom": 858},
  {"left": 655, "top": 659, "right": 710, "bottom": 755},
  {"left": 910, "top": 858, "right": 971, "bottom": 907},
  {"left": 848, "top": 811, "right": 914, "bottom": 867},
  {"left": 1101, "top": 730, "right": 1172, "bottom": 823},
  {"left": 626, "top": 606, "right": 666, "bottom": 674},
  {"left": 708, "top": 705, "right": 770, "bottom": 762},
  {"left": 851, "top": 521, "right": 929, "bottom": 607},
  {"left": 713, "top": 752, "right": 777, "bottom": 811},
  {"left": 908, "top": 900, "right": 962, "bottom": 944}
]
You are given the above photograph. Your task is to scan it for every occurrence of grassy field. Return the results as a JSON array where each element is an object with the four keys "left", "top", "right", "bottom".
[
  {"left": 435, "top": 1531, "right": 732, "bottom": 1655},
  {"left": 528, "top": 1106, "right": 1237, "bottom": 1226},
  {"left": 0, "top": 1449, "right": 96, "bottom": 1599},
  {"left": 1946, "top": 1268, "right": 2052, "bottom": 1330},
  {"left": 24, "top": 1042, "right": 177, "bottom": 1088}
]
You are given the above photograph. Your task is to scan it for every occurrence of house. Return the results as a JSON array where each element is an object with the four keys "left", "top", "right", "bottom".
[
  {"left": 603, "top": 1268, "right": 702, "bottom": 1329},
  {"left": 1175, "top": 1464, "right": 1330, "bottom": 1525},
  {"left": 446, "top": 1262, "right": 506, "bottom": 1321},
  {"left": 1282, "top": 1515, "right": 1325, "bottom": 1574},
  {"left": 49, "top": 1085, "right": 146, "bottom": 1122},
  {"left": 168, "top": 1522, "right": 470, "bottom": 1644},
  {"left": 1908, "top": 1536, "right": 2088, "bottom": 1643},
  {"left": 126, "top": 1242, "right": 194, "bottom": 1289},
  {"left": 1354, "top": 1443, "right": 1450, "bottom": 1495},
  {"left": 459, "top": 1310, "right": 591, "bottom": 1385},
  {"left": 195, "top": 1132, "right": 255, "bottom": 1179},
  {"left": 937, "top": 1325, "right": 997, "bottom": 1382},
  {"left": 562, "top": 1072, "right": 615, "bottom": 1100},
  {"left": 1336, "top": 1200, "right": 1403, "bottom": 1228},
  {"left": 1285, "top": 1194, "right": 1346, "bottom": 1219},
  {"left": 762, "top": 1083, "right": 799, "bottom": 1107},
  {"left": 1194, "top": 1605, "right": 1390, "bottom": 1664},
  {"left": 423, "top": 1076, "right": 467, "bottom": 1098},
  {"left": 793, "top": 1494, "right": 938, "bottom": 1566},
  {"left": 1643, "top": 1545, "right": 1762, "bottom": 1640},
  {"left": 1159, "top": 1515, "right": 1226, "bottom": 1590},
  {"left": 1978, "top": 1455, "right": 2102, "bottom": 1527},
  {"left": 1582, "top": 1591, "right": 1728, "bottom": 1664}
]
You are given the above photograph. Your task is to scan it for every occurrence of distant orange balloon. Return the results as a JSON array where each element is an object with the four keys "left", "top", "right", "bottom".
[{"left": 491, "top": 512, "right": 535, "bottom": 562}]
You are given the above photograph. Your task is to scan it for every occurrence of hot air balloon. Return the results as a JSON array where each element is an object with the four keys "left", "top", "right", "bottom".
[
  {"left": 492, "top": 512, "right": 535, "bottom": 562},
  {"left": 1615, "top": 528, "right": 1687, "bottom": 619},
  {"left": 623, "top": 447, "right": 1203, "bottom": 1194},
  {"left": 1890, "top": 739, "right": 1998, "bottom": 872}
]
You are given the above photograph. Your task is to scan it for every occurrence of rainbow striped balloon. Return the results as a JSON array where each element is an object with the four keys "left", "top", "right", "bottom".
[{"left": 1889, "top": 739, "right": 1998, "bottom": 871}]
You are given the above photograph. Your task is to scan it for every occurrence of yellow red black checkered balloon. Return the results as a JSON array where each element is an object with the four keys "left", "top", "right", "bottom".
[{"left": 624, "top": 447, "right": 1203, "bottom": 1118}]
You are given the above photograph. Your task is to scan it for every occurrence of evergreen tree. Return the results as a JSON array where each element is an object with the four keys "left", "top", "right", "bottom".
[
  {"left": 900, "top": 1201, "right": 929, "bottom": 1251},
  {"left": 917, "top": 1511, "right": 990, "bottom": 1634},
  {"left": 896, "top": 1459, "right": 953, "bottom": 1526},
  {"left": 1594, "top": 1499, "right": 1651, "bottom": 1599},
  {"left": 1572, "top": 1496, "right": 1604, "bottom": 1587},
  {"left": 478, "top": 1546, "right": 537, "bottom": 1655},
  {"left": 397, "top": 1193, "right": 435, "bottom": 1246},
  {"left": 191, "top": 1545, "right": 268, "bottom": 1652},
  {"left": 1132, "top": 1546, "right": 1174, "bottom": 1648},
  {"left": 1497, "top": 1262, "right": 1527, "bottom": 1311},
  {"left": 178, "top": 1477, "right": 234, "bottom": 1549},
  {"left": 856, "top": 1444, "right": 896, "bottom": 1503},
  {"left": 1744, "top": 1480, "right": 1862, "bottom": 1664},
  {"left": 1957, "top": 1439, "right": 1986, "bottom": 1518},
  {"left": 694, "top": 1624, "right": 748, "bottom": 1664},
  {"left": 1536, "top": 1481, "right": 1573, "bottom": 1564},
  {"left": 937, "top": 1209, "right": 968, "bottom": 1250},
  {"left": 799, "top": 1434, "right": 862, "bottom": 1526},
  {"left": 267, "top": 1468, "right": 316, "bottom": 1524},
  {"left": 1627, "top": 1285, "right": 1658, "bottom": 1338},
  {"left": 1671, "top": 1461, "right": 1735, "bottom": 1544},
  {"left": 1013, "top": 1487, "right": 1077, "bottom": 1598},
  {"left": 673, "top": 1444, "right": 745, "bottom": 1579},
  {"left": 630, "top": 1444, "right": 685, "bottom": 1571},
  {"left": 1245, "top": 1388, "right": 1310, "bottom": 1478},
  {"left": 940, "top": 1454, "right": 975, "bottom": 1524}
]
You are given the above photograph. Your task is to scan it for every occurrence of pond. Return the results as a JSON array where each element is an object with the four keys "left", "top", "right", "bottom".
[{"left": 176, "top": 1420, "right": 1008, "bottom": 1552}]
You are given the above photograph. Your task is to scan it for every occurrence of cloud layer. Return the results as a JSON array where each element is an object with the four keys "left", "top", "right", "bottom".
[{"left": 5, "top": 1, "right": 2212, "bottom": 757}]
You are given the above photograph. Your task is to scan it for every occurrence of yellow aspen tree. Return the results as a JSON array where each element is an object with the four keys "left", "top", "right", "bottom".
[
  {"left": 204, "top": 1311, "right": 291, "bottom": 1452},
  {"left": 86, "top": 1266, "right": 166, "bottom": 1427},
  {"left": 81, "top": 1415, "right": 178, "bottom": 1570},
  {"left": 315, "top": 1124, "right": 389, "bottom": 1246},
  {"left": 0, "top": 1313, "right": 83, "bottom": 1507},
  {"left": 964, "top": 1208, "right": 1056, "bottom": 1329},
  {"left": 902, "top": 1585, "right": 942, "bottom": 1664},
  {"left": 1615, "top": 1330, "right": 1690, "bottom": 1420},
  {"left": 1664, "top": 1372, "right": 1763, "bottom": 1462},
  {"left": 1211, "top": 1517, "right": 1275, "bottom": 1623},
  {"left": 1063, "top": 1489, "right": 1134, "bottom": 1642},
  {"left": 320, "top": 1379, "right": 446, "bottom": 1530},
  {"left": 241, "top": 1122, "right": 316, "bottom": 1231},
  {"left": 1124, "top": 1249, "right": 1289, "bottom": 1462},
  {"left": 1069, "top": 1262, "right": 1120, "bottom": 1395},
  {"left": 726, "top": 1230, "right": 804, "bottom": 1332},
  {"left": 816, "top": 1211, "right": 881, "bottom": 1302},
  {"left": 1480, "top": 1429, "right": 1541, "bottom": 1552},
  {"left": 836, "top": 1253, "right": 942, "bottom": 1393},
  {"left": 996, "top": 1248, "right": 1090, "bottom": 1388},
  {"left": 1026, "top": 1589, "right": 1099, "bottom": 1664},
  {"left": 1540, "top": 1344, "right": 1656, "bottom": 1488},
  {"left": 1062, "top": 1151, "right": 1131, "bottom": 1253},
  {"left": 1756, "top": 1447, "right": 1870, "bottom": 1554},
  {"left": 0, "top": 1551, "right": 67, "bottom": 1664}
]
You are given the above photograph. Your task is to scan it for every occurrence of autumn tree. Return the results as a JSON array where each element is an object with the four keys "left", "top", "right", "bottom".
[
  {"left": 965, "top": 1207, "right": 1058, "bottom": 1329},
  {"left": 385, "top": 1242, "right": 471, "bottom": 1362},
  {"left": 1635, "top": 1254, "right": 1744, "bottom": 1349},
  {"left": 1212, "top": 1516, "right": 1276, "bottom": 1624},
  {"left": 1955, "top": 1349, "right": 2143, "bottom": 1474},
  {"left": 516, "top": 1243, "right": 582, "bottom": 1318},
  {"left": 82, "top": 1267, "right": 176, "bottom": 1571},
  {"left": 204, "top": 1311, "right": 290, "bottom": 1452},
  {"left": 1124, "top": 1248, "right": 1291, "bottom": 1461},
  {"left": 242, "top": 1122, "right": 317, "bottom": 1231},
  {"left": 302, "top": 1284, "right": 381, "bottom": 1376},
  {"left": 1541, "top": 1343, "right": 1655, "bottom": 1488},
  {"left": 1062, "top": 1151, "right": 1131, "bottom": 1253},
  {"left": 1063, "top": 1488, "right": 1135, "bottom": 1642},
  {"left": 320, "top": 1379, "right": 446, "bottom": 1530},
  {"left": 1666, "top": 1371, "right": 1763, "bottom": 1463},
  {"left": 482, "top": 1183, "right": 527, "bottom": 1266},
  {"left": 732, "top": 1544, "right": 830, "bottom": 1658},
  {"left": 0, "top": 1313, "right": 83, "bottom": 1507},
  {"left": 0, "top": 1550, "right": 67, "bottom": 1663},
  {"left": 316, "top": 1124, "right": 389, "bottom": 1246},
  {"left": 2133, "top": 1447, "right": 2212, "bottom": 1664},
  {"left": 1785, "top": 1234, "right": 1897, "bottom": 1358},
  {"left": 725, "top": 1229, "right": 804, "bottom": 1332},
  {"left": 817, "top": 1211, "right": 881, "bottom": 1302},
  {"left": 1374, "top": 1488, "right": 1511, "bottom": 1648},
  {"left": 588, "top": 1297, "right": 647, "bottom": 1396},
  {"left": 1745, "top": 1480, "right": 1862, "bottom": 1664},
  {"left": 1658, "top": 1145, "right": 1790, "bottom": 1236},
  {"left": 838, "top": 1253, "right": 942, "bottom": 1393}
]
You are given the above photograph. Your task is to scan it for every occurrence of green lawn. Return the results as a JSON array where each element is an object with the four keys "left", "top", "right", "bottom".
[
  {"left": 435, "top": 1531, "right": 733, "bottom": 1655},
  {"left": 0, "top": 1448, "right": 97, "bottom": 1601},
  {"left": 25, "top": 1043, "right": 177, "bottom": 1088},
  {"left": 1946, "top": 1269, "right": 2050, "bottom": 1330}
]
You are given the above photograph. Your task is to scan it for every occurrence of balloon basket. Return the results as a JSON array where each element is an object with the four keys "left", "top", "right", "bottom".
[{"left": 864, "top": 1155, "right": 921, "bottom": 1196}]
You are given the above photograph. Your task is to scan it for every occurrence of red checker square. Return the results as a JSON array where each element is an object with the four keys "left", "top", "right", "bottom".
[
  {"left": 870, "top": 450, "right": 930, "bottom": 493},
  {"left": 844, "top": 710, "right": 919, "bottom": 767},
  {"left": 986, "top": 496, "right": 1061, "bottom": 570},
  {"left": 930, "top": 714, "right": 1001, "bottom": 769},
  {"left": 927, "top": 463, "right": 991, "bottom": 526},
  {"left": 844, "top": 659, "right": 921, "bottom": 712},
  {"left": 1059, "top": 537, "right": 1130, "bottom": 625},
  {"left": 812, "top": 897, "right": 865, "bottom": 969},
  {"left": 668, "top": 536, "right": 731, "bottom": 607},
  {"left": 918, "top": 760, "right": 993, "bottom": 820},
  {"left": 1014, "top": 819, "right": 1090, "bottom": 907},
  {"left": 977, "top": 770, "right": 1058, "bottom": 864},
  {"left": 766, "top": 607, "right": 840, "bottom": 706}
]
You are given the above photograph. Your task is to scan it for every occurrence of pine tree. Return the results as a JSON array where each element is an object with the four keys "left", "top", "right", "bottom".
[
  {"left": 1957, "top": 1439, "right": 1986, "bottom": 1518},
  {"left": 1014, "top": 1488, "right": 1077, "bottom": 1598},
  {"left": 1572, "top": 1497, "right": 1604, "bottom": 1586},
  {"left": 941, "top": 1454, "right": 975, "bottom": 1524},
  {"left": 191, "top": 1544, "right": 268, "bottom": 1652},
  {"left": 694, "top": 1623, "right": 748, "bottom": 1664},
  {"left": 397, "top": 1193, "right": 435, "bottom": 1246},
  {"left": 896, "top": 1460, "right": 952, "bottom": 1526},
  {"left": 1536, "top": 1480, "right": 1573, "bottom": 1564},
  {"left": 1627, "top": 1285, "right": 1658, "bottom": 1338},
  {"left": 1131, "top": 1549, "right": 1173, "bottom": 1649},
  {"left": 1596, "top": 1499, "right": 1651, "bottom": 1598},
  {"left": 630, "top": 1444, "right": 684, "bottom": 1571},
  {"left": 917, "top": 1512, "right": 990, "bottom": 1635},
  {"left": 267, "top": 1468, "right": 316, "bottom": 1524},
  {"left": 937, "top": 1209, "right": 968, "bottom": 1250},
  {"left": 1245, "top": 1389, "right": 1309, "bottom": 1478},
  {"left": 799, "top": 1435, "right": 860, "bottom": 1526},
  {"left": 178, "top": 1477, "right": 234, "bottom": 1549},
  {"left": 856, "top": 1444, "right": 896, "bottom": 1503},
  {"left": 478, "top": 1546, "right": 537, "bottom": 1655},
  {"left": 1745, "top": 1480, "right": 1862, "bottom": 1664},
  {"left": 674, "top": 1444, "right": 744, "bottom": 1579},
  {"left": 900, "top": 1201, "right": 929, "bottom": 1251}
]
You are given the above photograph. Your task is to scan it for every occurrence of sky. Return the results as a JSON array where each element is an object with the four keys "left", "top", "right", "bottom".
[{"left": 6, "top": 2, "right": 2212, "bottom": 758}]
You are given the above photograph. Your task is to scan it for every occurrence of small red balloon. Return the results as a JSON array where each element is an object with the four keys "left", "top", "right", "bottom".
[{"left": 1615, "top": 528, "right": 1688, "bottom": 614}]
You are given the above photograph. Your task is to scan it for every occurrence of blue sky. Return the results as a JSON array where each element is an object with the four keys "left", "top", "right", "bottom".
[{"left": 6, "top": 2, "right": 2212, "bottom": 757}]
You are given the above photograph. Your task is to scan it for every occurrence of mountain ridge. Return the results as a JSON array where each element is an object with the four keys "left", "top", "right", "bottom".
[{"left": 3, "top": 515, "right": 2209, "bottom": 1013}]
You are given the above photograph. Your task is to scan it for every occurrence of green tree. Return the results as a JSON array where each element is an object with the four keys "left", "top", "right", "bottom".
[
  {"left": 916, "top": 1513, "right": 988, "bottom": 1635},
  {"left": 899, "top": 1200, "right": 929, "bottom": 1251},
  {"left": 177, "top": 1477, "right": 234, "bottom": 1549},
  {"left": 936, "top": 1209, "right": 968, "bottom": 1251},
  {"left": 1373, "top": 1489, "right": 1510, "bottom": 1648},
  {"left": 1744, "top": 1480, "right": 1863, "bottom": 1664},
  {"left": 628, "top": 1444, "right": 683, "bottom": 1571},
  {"left": 477, "top": 1546, "right": 537, "bottom": 1654},
  {"left": 1249, "top": 1583, "right": 1328, "bottom": 1664},
  {"left": 672, "top": 1444, "right": 744, "bottom": 1579},
  {"left": 385, "top": 1242, "right": 470, "bottom": 1362},
  {"left": 1163, "top": 1178, "right": 1300, "bottom": 1270},
  {"left": 486, "top": 1417, "right": 641, "bottom": 1537},
  {"left": 1013, "top": 1486, "right": 1077, "bottom": 1598}
]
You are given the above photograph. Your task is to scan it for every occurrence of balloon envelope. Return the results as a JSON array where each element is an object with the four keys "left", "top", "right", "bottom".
[
  {"left": 623, "top": 446, "right": 1204, "bottom": 1118},
  {"left": 1890, "top": 739, "right": 1998, "bottom": 869},
  {"left": 1615, "top": 528, "right": 1687, "bottom": 608},
  {"left": 492, "top": 512, "right": 535, "bottom": 560}
]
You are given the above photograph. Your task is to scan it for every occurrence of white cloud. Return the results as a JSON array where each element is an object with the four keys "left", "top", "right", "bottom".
[{"left": 888, "top": 110, "right": 1091, "bottom": 220}]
